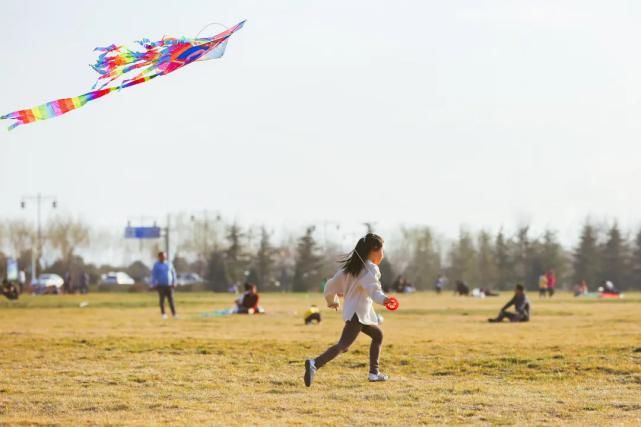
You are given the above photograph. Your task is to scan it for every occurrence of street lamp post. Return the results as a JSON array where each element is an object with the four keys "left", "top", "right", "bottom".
[{"left": 21, "top": 193, "right": 57, "bottom": 284}]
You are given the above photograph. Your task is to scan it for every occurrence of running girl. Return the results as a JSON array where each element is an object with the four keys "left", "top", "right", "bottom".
[{"left": 304, "top": 233, "right": 391, "bottom": 386}]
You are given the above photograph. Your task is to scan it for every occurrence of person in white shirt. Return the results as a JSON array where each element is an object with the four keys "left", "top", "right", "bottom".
[{"left": 304, "top": 233, "right": 392, "bottom": 386}]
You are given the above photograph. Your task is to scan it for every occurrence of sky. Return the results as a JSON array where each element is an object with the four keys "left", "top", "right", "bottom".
[{"left": 1, "top": 0, "right": 641, "bottom": 248}]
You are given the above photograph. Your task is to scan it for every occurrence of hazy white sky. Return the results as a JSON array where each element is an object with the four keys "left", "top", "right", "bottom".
[{"left": 1, "top": 0, "right": 641, "bottom": 245}]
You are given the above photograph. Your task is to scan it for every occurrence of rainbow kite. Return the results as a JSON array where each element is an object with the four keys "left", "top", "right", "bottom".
[{"left": 1, "top": 21, "right": 245, "bottom": 130}]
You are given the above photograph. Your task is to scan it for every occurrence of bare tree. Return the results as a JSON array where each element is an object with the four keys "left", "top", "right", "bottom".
[
  {"left": 0, "top": 221, "right": 6, "bottom": 253},
  {"left": 47, "top": 216, "right": 90, "bottom": 263},
  {"left": 7, "top": 219, "right": 35, "bottom": 256}
]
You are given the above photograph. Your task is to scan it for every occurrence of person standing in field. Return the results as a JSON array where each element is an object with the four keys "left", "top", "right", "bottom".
[
  {"left": 538, "top": 273, "right": 548, "bottom": 298},
  {"left": 18, "top": 270, "right": 26, "bottom": 294},
  {"left": 78, "top": 271, "right": 89, "bottom": 294},
  {"left": 151, "top": 251, "right": 177, "bottom": 319},
  {"left": 546, "top": 270, "right": 557, "bottom": 297},
  {"left": 434, "top": 274, "right": 447, "bottom": 294},
  {"left": 304, "top": 233, "right": 392, "bottom": 386},
  {"left": 63, "top": 272, "right": 72, "bottom": 294}
]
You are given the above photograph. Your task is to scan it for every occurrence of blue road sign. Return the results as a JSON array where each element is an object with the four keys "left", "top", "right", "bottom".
[{"left": 124, "top": 226, "right": 161, "bottom": 239}]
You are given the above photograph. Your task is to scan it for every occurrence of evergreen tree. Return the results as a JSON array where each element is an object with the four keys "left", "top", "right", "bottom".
[
  {"left": 512, "top": 226, "right": 533, "bottom": 287},
  {"left": 448, "top": 230, "right": 478, "bottom": 286},
  {"left": 526, "top": 240, "right": 546, "bottom": 290},
  {"left": 405, "top": 227, "right": 441, "bottom": 290},
  {"left": 524, "top": 229, "right": 569, "bottom": 290},
  {"left": 293, "top": 226, "right": 323, "bottom": 292},
  {"left": 477, "top": 230, "right": 498, "bottom": 288},
  {"left": 254, "top": 227, "right": 275, "bottom": 289},
  {"left": 540, "top": 230, "right": 567, "bottom": 278},
  {"left": 573, "top": 223, "right": 600, "bottom": 288},
  {"left": 495, "top": 229, "right": 512, "bottom": 290},
  {"left": 225, "top": 223, "right": 246, "bottom": 284},
  {"left": 378, "top": 257, "right": 396, "bottom": 292},
  {"left": 599, "top": 223, "right": 629, "bottom": 289},
  {"left": 206, "top": 250, "right": 229, "bottom": 292},
  {"left": 629, "top": 230, "right": 641, "bottom": 291}
]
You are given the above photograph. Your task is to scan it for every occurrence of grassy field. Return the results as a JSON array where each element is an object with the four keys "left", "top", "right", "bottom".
[{"left": 1, "top": 291, "right": 640, "bottom": 425}]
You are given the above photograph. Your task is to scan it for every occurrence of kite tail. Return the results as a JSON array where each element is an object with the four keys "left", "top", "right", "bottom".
[{"left": 1, "top": 73, "right": 160, "bottom": 130}]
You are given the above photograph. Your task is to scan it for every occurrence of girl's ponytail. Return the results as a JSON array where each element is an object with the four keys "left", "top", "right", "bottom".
[{"left": 339, "top": 233, "right": 384, "bottom": 277}]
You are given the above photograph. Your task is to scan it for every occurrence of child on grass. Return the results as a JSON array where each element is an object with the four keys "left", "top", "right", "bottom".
[{"left": 304, "top": 233, "right": 392, "bottom": 386}]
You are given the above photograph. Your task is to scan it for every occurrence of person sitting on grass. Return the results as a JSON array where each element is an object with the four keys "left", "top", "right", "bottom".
[
  {"left": 488, "top": 284, "right": 530, "bottom": 323},
  {"left": 573, "top": 280, "right": 589, "bottom": 297},
  {"left": 1, "top": 279, "right": 19, "bottom": 301},
  {"left": 480, "top": 288, "right": 499, "bottom": 297},
  {"left": 304, "top": 305, "right": 322, "bottom": 325},
  {"left": 454, "top": 280, "right": 470, "bottom": 296},
  {"left": 601, "top": 280, "right": 620, "bottom": 295},
  {"left": 392, "top": 275, "right": 416, "bottom": 293},
  {"left": 236, "top": 282, "right": 264, "bottom": 314}
]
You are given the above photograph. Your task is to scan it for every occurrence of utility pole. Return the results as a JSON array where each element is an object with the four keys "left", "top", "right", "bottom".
[{"left": 21, "top": 193, "right": 57, "bottom": 284}]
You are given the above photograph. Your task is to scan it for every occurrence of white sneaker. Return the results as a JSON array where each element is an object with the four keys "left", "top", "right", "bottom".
[
  {"left": 172, "top": 314, "right": 179, "bottom": 320},
  {"left": 368, "top": 372, "right": 389, "bottom": 382},
  {"left": 161, "top": 314, "right": 168, "bottom": 320}
]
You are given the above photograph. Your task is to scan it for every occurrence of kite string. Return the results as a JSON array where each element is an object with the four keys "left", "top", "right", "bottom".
[
  {"left": 353, "top": 242, "right": 377, "bottom": 282},
  {"left": 195, "top": 22, "right": 228, "bottom": 39}
]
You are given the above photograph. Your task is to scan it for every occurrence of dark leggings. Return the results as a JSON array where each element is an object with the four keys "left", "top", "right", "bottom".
[
  {"left": 496, "top": 310, "right": 528, "bottom": 322},
  {"left": 314, "top": 313, "right": 383, "bottom": 374},
  {"left": 157, "top": 287, "right": 176, "bottom": 316}
]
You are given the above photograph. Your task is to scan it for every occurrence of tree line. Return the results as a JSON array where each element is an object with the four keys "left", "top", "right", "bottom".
[{"left": 0, "top": 215, "right": 640, "bottom": 292}]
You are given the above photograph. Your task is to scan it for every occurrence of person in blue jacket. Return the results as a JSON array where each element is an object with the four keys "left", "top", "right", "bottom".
[{"left": 151, "top": 251, "right": 177, "bottom": 319}]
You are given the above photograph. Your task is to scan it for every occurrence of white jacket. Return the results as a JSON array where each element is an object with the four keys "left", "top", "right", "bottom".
[{"left": 324, "top": 260, "right": 387, "bottom": 326}]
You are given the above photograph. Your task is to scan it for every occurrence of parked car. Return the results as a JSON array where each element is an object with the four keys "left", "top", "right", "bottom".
[
  {"left": 100, "top": 272, "right": 135, "bottom": 286},
  {"left": 176, "top": 273, "right": 204, "bottom": 286},
  {"left": 33, "top": 274, "right": 64, "bottom": 294}
]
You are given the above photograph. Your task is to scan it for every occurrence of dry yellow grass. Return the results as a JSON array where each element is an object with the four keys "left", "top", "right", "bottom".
[{"left": 1, "top": 291, "right": 640, "bottom": 425}]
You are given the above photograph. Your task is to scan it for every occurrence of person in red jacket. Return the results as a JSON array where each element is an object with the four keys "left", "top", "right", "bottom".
[
  {"left": 546, "top": 270, "right": 557, "bottom": 297},
  {"left": 236, "top": 282, "right": 262, "bottom": 314}
]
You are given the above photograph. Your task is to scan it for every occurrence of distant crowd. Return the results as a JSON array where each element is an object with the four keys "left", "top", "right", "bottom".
[{"left": 2, "top": 257, "right": 625, "bottom": 305}]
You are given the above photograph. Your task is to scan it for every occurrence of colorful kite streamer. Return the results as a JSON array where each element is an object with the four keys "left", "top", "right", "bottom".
[{"left": 1, "top": 21, "right": 245, "bottom": 130}]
